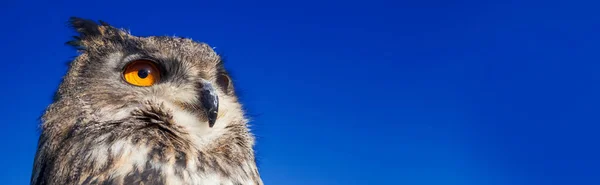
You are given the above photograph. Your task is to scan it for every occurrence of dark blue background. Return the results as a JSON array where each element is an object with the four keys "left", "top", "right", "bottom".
[{"left": 1, "top": 0, "right": 598, "bottom": 184}]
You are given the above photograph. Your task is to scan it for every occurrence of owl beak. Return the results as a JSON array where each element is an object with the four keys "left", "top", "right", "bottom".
[{"left": 200, "top": 80, "right": 219, "bottom": 128}]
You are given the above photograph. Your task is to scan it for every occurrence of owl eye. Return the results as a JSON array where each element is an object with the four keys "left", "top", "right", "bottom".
[{"left": 123, "top": 60, "right": 161, "bottom": 87}]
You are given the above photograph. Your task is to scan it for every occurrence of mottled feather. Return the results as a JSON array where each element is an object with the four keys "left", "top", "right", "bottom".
[{"left": 31, "top": 17, "right": 263, "bottom": 185}]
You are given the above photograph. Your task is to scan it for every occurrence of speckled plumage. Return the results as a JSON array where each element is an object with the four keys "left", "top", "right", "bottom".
[{"left": 30, "top": 17, "right": 263, "bottom": 185}]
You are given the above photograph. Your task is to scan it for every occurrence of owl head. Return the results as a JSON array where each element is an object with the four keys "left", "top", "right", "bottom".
[
  {"left": 50, "top": 17, "right": 246, "bottom": 147},
  {"left": 31, "top": 17, "right": 262, "bottom": 185}
]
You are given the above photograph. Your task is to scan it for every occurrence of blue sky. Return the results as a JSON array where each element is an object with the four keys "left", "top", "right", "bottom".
[{"left": 1, "top": 0, "right": 599, "bottom": 184}]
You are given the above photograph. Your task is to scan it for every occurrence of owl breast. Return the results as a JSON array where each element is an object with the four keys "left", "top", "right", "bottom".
[{"left": 75, "top": 137, "right": 260, "bottom": 185}]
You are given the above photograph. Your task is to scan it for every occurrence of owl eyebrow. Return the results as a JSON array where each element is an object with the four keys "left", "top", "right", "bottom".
[
  {"left": 118, "top": 54, "right": 155, "bottom": 69},
  {"left": 121, "top": 53, "right": 150, "bottom": 63}
]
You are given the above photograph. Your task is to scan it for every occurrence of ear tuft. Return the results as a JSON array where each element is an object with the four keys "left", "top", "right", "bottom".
[
  {"left": 98, "top": 20, "right": 110, "bottom": 27},
  {"left": 65, "top": 17, "right": 127, "bottom": 50},
  {"left": 68, "top": 17, "right": 104, "bottom": 37}
]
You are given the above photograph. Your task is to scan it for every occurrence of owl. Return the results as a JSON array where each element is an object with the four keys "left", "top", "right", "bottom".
[{"left": 30, "top": 17, "right": 264, "bottom": 185}]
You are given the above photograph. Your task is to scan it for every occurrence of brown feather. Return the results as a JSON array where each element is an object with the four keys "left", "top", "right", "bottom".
[{"left": 31, "top": 17, "right": 263, "bottom": 185}]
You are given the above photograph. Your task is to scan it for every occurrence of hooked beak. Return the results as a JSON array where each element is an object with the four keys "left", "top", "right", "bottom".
[{"left": 199, "top": 79, "right": 219, "bottom": 127}]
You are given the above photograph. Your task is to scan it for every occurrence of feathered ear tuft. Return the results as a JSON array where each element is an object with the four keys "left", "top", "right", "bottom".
[
  {"left": 65, "top": 36, "right": 83, "bottom": 49},
  {"left": 65, "top": 16, "right": 127, "bottom": 50},
  {"left": 68, "top": 17, "right": 105, "bottom": 38}
]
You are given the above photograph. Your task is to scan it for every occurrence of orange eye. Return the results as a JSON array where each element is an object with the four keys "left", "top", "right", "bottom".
[{"left": 123, "top": 60, "right": 161, "bottom": 87}]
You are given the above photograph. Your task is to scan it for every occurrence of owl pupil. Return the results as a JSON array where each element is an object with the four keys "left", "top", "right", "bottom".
[{"left": 138, "top": 69, "right": 149, "bottom": 78}]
